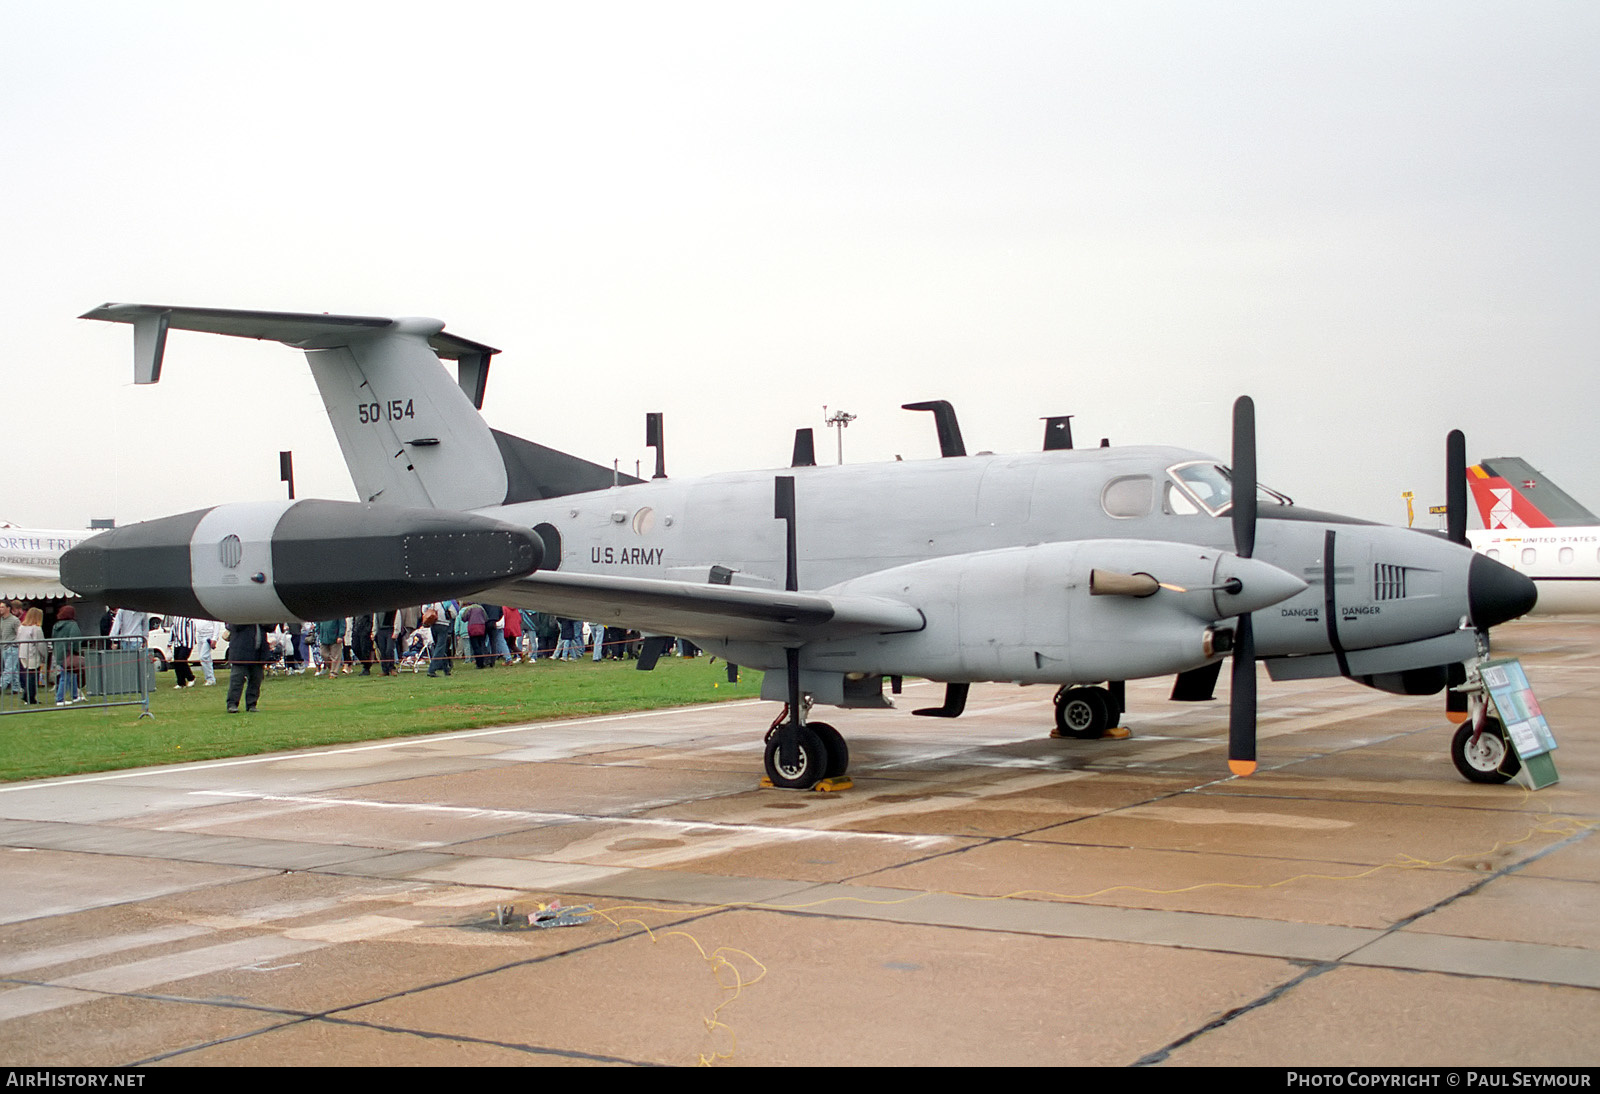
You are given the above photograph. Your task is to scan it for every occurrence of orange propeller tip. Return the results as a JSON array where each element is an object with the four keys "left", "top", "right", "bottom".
[
  {"left": 1228, "top": 760, "right": 1258, "bottom": 777},
  {"left": 1446, "top": 711, "right": 1471, "bottom": 725}
]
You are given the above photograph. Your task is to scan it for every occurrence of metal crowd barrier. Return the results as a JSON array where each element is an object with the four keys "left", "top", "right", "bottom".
[{"left": 0, "top": 635, "right": 153, "bottom": 717}]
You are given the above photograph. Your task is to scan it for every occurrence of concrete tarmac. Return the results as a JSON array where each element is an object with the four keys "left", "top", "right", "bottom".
[{"left": 1, "top": 617, "right": 1596, "bottom": 1067}]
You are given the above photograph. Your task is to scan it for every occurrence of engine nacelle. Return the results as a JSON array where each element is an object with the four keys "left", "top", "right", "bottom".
[
  {"left": 807, "top": 539, "right": 1306, "bottom": 685},
  {"left": 60, "top": 499, "right": 542, "bottom": 623}
]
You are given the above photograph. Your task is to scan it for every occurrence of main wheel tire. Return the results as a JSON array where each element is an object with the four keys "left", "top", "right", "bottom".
[
  {"left": 1101, "top": 685, "right": 1124, "bottom": 727},
  {"left": 1055, "top": 687, "right": 1109, "bottom": 739},
  {"left": 1452, "top": 719, "right": 1520, "bottom": 784},
  {"left": 764, "top": 725, "right": 827, "bottom": 789},
  {"left": 807, "top": 721, "right": 850, "bottom": 779}
]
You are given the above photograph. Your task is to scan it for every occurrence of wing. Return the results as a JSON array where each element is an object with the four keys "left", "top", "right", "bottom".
[{"left": 490, "top": 571, "right": 925, "bottom": 645}]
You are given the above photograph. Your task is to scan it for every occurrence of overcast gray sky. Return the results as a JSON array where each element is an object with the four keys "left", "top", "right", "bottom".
[{"left": 5, "top": 1, "right": 1597, "bottom": 530}]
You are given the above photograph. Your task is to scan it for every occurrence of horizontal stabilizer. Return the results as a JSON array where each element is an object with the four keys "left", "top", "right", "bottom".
[
  {"left": 81, "top": 302, "right": 632, "bottom": 510},
  {"left": 82, "top": 303, "right": 499, "bottom": 405}
]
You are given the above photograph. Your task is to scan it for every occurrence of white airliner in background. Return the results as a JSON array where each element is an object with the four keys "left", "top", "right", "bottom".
[{"left": 1467, "top": 458, "right": 1600, "bottom": 614}]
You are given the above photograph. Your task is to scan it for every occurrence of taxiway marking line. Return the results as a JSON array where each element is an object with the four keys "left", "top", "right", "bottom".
[
  {"left": 0, "top": 923, "right": 213, "bottom": 977},
  {"left": 189, "top": 790, "right": 952, "bottom": 850},
  {"left": 0, "top": 935, "right": 328, "bottom": 1023}
]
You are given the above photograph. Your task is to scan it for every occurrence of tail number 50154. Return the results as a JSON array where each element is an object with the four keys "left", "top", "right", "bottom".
[{"left": 358, "top": 399, "right": 415, "bottom": 424}]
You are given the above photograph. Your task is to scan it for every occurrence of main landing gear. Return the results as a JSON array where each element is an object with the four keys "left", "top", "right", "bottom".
[
  {"left": 764, "top": 705, "right": 850, "bottom": 790},
  {"left": 1051, "top": 684, "right": 1130, "bottom": 740}
]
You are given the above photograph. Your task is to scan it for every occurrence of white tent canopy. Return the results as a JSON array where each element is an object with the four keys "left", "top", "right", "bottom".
[{"left": 0, "top": 524, "right": 93, "bottom": 599}]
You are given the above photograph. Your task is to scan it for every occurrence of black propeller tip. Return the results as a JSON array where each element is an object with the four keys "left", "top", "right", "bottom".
[
  {"left": 1231, "top": 396, "right": 1257, "bottom": 561},
  {"left": 1228, "top": 612, "right": 1257, "bottom": 775},
  {"left": 1446, "top": 429, "right": 1468, "bottom": 546}
]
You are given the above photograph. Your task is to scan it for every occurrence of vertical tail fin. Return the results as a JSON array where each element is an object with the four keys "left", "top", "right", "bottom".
[
  {"left": 82, "top": 304, "right": 636, "bottom": 510},
  {"left": 1468, "top": 457, "right": 1598, "bottom": 529}
]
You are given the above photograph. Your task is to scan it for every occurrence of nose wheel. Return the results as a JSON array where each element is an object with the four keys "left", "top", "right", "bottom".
[{"left": 1451, "top": 717, "right": 1520, "bottom": 784}]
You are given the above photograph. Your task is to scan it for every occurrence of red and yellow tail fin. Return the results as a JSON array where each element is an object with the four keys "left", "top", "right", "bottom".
[{"left": 1467, "top": 464, "right": 1556, "bottom": 529}]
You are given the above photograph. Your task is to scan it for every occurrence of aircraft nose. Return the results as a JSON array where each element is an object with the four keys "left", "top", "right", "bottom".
[{"left": 1468, "top": 552, "right": 1537, "bottom": 629}]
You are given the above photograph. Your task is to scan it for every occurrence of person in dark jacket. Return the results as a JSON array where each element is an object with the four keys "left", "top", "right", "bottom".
[
  {"left": 225, "top": 623, "right": 273, "bottom": 712},
  {"left": 426, "top": 604, "right": 454, "bottom": 677},
  {"left": 51, "top": 605, "right": 85, "bottom": 705},
  {"left": 314, "top": 617, "right": 345, "bottom": 677},
  {"left": 352, "top": 614, "right": 375, "bottom": 675},
  {"left": 375, "top": 609, "right": 398, "bottom": 675},
  {"left": 462, "top": 603, "right": 490, "bottom": 668}
]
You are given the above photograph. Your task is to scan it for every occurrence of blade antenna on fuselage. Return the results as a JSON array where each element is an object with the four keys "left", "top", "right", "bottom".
[{"left": 902, "top": 401, "right": 966, "bottom": 458}]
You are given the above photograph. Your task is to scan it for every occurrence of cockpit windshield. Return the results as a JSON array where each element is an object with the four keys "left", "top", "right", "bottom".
[{"left": 1166, "top": 462, "right": 1292, "bottom": 516}]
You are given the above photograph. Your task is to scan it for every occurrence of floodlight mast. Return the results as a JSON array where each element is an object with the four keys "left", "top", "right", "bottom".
[{"left": 823, "top": 406, "right": 856, "bottom": 465}]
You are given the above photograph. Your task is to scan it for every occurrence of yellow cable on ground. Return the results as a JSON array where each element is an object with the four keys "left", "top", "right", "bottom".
[
  {"left": 576, "top": 795, "right": 1595, "bottom": 1064},
  {"left": 589, "top": 905, "right": 767, "bottom": 1066}
]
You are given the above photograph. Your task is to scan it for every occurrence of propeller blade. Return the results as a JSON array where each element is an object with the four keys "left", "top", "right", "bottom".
[
  {"left": 1228, "top": 612, "right": 1257, "bottom": 776},
  {"left": 1447, "top": 429, "right": 1468, "bottom": 546},
  {"left": 1444, "top": 430, "right": 1471, "bottom": 722},
  {"left": 1226, "top": 396, "right": 1260, "bottom": 776},
  {"left": 1232, "top": 396, "right": 1257, "bottom": 560}
]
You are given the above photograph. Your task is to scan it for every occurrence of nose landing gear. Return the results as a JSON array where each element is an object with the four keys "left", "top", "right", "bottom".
[{"left": 1451, "top": 716, "right": 1520, "bottom": 784}]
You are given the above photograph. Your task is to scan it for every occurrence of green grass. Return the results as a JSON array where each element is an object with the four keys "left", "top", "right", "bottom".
[{"left": 0, "top": 657, "right": 764, "bottom": 782}]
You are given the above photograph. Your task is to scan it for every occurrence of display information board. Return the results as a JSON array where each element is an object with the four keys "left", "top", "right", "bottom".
[{"left": 1480, "top": 657, "right": 1560, "bottom": 789}]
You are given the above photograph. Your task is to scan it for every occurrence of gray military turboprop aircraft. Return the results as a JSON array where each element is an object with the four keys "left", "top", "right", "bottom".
[{"left": 63, "top": 305, "right": 1537, "bottom": 790}]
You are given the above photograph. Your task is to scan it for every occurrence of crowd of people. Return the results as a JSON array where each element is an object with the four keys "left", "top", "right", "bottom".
[
  {"left": 1, "top": 599, "right": 701, "bottom": 714},
  {"left": 259, "top": 605, "right": 694, "bottom": 678},
  {"left": 219, "top": 604, "right": 698, "bottom": 713},
  {"left": 0, "top": 601, "right": 139, "bottom": 706}
]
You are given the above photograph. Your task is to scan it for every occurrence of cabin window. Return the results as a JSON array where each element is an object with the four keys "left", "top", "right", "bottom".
[
  {"left": 1102, "top": 475, "right": 1154, "bottom": 518},
  {"left": 1560, "top": 547, "right": 1574, "bottom": 565},
  {"left": 1166, "top": 460, "right": 1294, "bottom": 517},
  {"left": 1169, "top": 463, "right": 1232, "bottom": 513},
  {"left": 1486, "top": 549, "right": 1500, "bottom": 560},
  {"left": 632, "top": 507, "right": 656, "bottom": 534},
  {"left": 1522, "top": 547, "right": 1537, "bottom": 565},
  {"left": 1163, "top": 481, "right": 1200, "bottom": 516}
]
